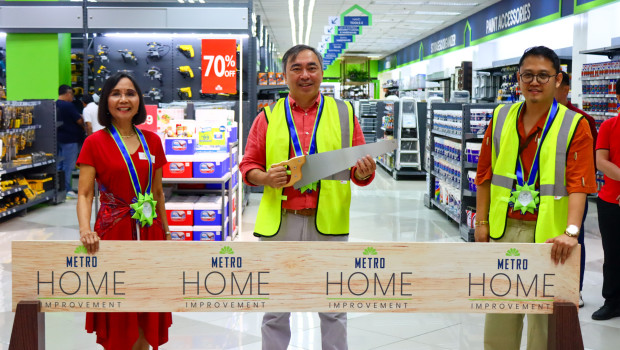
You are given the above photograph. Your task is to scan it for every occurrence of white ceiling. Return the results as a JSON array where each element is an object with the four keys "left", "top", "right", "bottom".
[{"left": 255, "top": 0, "right": 500, "bottom": 58}]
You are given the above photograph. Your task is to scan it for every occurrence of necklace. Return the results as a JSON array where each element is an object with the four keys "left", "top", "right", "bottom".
[{"left": 120, "top": 133, "right": 136, "bottom": 138}]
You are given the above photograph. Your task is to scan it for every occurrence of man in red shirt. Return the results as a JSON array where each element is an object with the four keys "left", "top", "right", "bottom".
[
  {"left": 554, "top": 72, "right": 598, "bottom": 308},
  {"left": 240, "top": 45, "right": 375, "bottom": 350}
]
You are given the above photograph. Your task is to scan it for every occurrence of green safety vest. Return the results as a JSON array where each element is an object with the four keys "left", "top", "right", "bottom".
[
  {"left": 489, "top": 102, "right": 582, "bottom": 243},
  {"left": 253, "top": 96, "right": 354, "bottom": 237}
]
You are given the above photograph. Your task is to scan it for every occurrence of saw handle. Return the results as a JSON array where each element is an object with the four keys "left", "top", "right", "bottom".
[{"left": 271, "top": 156, "right": 306, "bottom": 187}]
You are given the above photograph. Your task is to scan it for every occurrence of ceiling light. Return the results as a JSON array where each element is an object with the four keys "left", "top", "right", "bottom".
[
  {"left": 414, "top": 11, "right": 460, "bottom": 15},
  {"left": 177, "top": 0, "right": 184, "bottom": 3},
  {"left": 374, "top": 1, "right": 423, "bottom": 4},
  {"left": 305, "top": 0, "right": 316, "bottom": 45},
  {"left": 298, "top": 0, "right": 304, "bottom": 45},
  {"left": 405, "top": 19, "right": 444, "bottom": 24},
  {"left": 104, "top": 33, "right": 249, "bottom": 38},
  {"left": 378, "top": 11, "right": 411, "bottom": 15},
  {"left": 198, "top": 0, "right": 205, "bottom": 2},
  {"left": 288, "top": 0, "right": 297, "bottom": 46},
  {"left": 188, "top": 0, "right": 195, "bottom": 3}
]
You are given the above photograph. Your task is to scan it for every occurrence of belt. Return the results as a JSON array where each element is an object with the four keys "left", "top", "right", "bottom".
[{"left": 284, "top": 208, "right": 317, "bottom": 216}]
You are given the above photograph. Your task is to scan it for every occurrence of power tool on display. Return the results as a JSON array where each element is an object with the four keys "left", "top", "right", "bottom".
[
  {"left": 96, "top": 65, "right": 111, "bottom": 82},
  {"left": 177, "top": 66, "right": 194, "bottom": 79},
  {"left": 144, "top": 88, "right": 163, "bottom": 102},
  {"left": 146, "top": 42, "right": 170, "bottom": 61},
  {"left": 97, "top": 45, "right": 109, "bottom": 63},
  {"left": 178, "top": 87, "right": 192, "bottom": 100},
  {"left": 118, "top": 49, "right": 138, "bottom": 65},
  {"left": 146, "top": 66, "right": 163, "bottom": 85},
  {"left": 177, "top": 45, "right": 194, "bottom": 58}
]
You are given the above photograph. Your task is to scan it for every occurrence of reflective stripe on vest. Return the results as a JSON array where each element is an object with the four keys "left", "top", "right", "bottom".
[
  {"left": 253, "top": 96, "right": 354, "bottom": 237},
  {"left": 489, "top": 102, "right": 582, "bottom": 242}
]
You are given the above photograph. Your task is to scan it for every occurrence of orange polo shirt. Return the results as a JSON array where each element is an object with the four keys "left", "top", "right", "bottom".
[{"left": 476, "top": 104, "right": 597, "bottom": 221}]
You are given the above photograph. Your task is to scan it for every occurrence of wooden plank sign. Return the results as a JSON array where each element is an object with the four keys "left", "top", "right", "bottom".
[{"left": 12, "top": 241, "right": 579, "bottom": 313}]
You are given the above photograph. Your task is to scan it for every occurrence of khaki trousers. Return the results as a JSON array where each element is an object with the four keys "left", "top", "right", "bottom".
[{"left": 484, "top": 219, "right": 548, "bottom": 350}]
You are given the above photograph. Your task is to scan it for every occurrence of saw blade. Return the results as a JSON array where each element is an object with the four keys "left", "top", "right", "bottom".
[{"left": 293, "top": 139, "right": 397, "bottom": 189}]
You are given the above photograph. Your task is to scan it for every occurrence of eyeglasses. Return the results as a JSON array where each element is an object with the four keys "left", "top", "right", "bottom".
[{"left": 519, "top": 72, "right": 558, "bottom": 84}]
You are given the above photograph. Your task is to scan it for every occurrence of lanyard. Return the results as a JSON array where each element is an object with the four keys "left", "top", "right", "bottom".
[
  {"left": 107, "top": 125, "right": 153, "bottom": 198},
  {"left": 515, "top": 99, "right": 558, "bottom": 188},
  {"left": 284, "top": 94, "right": 325, "bottom": 157}
]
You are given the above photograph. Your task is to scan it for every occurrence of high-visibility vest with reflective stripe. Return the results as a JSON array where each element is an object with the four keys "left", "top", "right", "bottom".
[
  {"left": 253, "top": 96, "right": 354, "bottom": 237},
  {"left": 489, "top": 102, "right": 582, "bottom": 243}
]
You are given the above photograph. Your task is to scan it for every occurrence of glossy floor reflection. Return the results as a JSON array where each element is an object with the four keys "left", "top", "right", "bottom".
[{"left": 0, "top": 169, "right": 618, "bottom": 349}]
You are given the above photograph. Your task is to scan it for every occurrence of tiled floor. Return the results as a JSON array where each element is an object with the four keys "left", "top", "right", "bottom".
[{"left": 0, "top": 169, "right": 619, "bottom": 349}]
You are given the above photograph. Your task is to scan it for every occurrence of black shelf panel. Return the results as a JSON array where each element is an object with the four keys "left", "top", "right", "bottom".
[
  {"left": 431, "top": 170, "right": 461, "bottom": 190},
  {"left": 463, "top": 161, "right": 478, "bottom": 169},
  {"left": 0, "top": 185, "right": 28, "bottom": 197},
  {"left": 463, "top": 189, "right": 476, "bottom": 197},
  {"left": 0, "top": 190, "right": 55, "bottom": 219},
  {"left": 257, "top": 85, "right": 288, "bottom": 92},
  {"left": 431, "top": 129, "right": 462, "bottom": 140},
  {"left": 465, "top": 133, "right": 484, "bottom": 140},
  {"left": 431, "top": 198, "right": 459, "bottom": 223},
  {"left": 0, "top": 125, "right": 42, "bottom": 136},
  {"left": 0, "top": 159, "right": 56, "bottom": 176}
]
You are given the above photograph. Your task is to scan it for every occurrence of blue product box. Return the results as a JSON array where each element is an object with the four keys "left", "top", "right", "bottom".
[
  {"left": 228, "top": 123, "right": 238, "bottom": 144},
  {"left": 165, "top": 138, "right": 196, "bottom": 155},
  {"left": 192, "top": 153, "right": 229, "bottom": 178},
  {"left": 205, "top": 166, "right": 238, "bottom": 190},
  {"left": 193, "top": 195, "right": 229, "bottom": 226},
  {"left": 193, "top": 225, "right": 224, "bottom": 241}
]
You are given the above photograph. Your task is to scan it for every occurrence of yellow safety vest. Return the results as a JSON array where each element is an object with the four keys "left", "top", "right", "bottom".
[
  {"left": 253, "top": 96, "right": 354, "bottom": 237},
  {"left": 489, "top": 102, "right": 582, "bottom": 242}
]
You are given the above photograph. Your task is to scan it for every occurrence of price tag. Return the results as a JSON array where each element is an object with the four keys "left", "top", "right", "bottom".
[
  {"left": 136, "top": 105, "right": 158, "bottom": 133},
  {"left": 201, "top": 39, "right": 237, "bottom": 94}
]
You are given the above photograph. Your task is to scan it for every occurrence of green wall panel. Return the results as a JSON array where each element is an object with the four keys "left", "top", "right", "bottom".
[{"left": 58, "top": 33, "right": 72, "bottom": 86}]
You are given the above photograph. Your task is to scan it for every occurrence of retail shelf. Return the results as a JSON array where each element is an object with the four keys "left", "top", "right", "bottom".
[
  {"left": 587, "top": 111, "right": 617, "bottom": 116},
  {"left": 0, "top": 190, "right": 55, "bottom": 219},
  {"left": 463, "top": 161, "right": 478, "bottom": 169},
  {"left": 0, "top": 185, "right": 28, "bottom": 197},
  {"left": 463, "top": 189, "right": 476, "bottom": 197},
  {"left": 465, "top": 133, "right": 485, "bottom": 140},
  {"left": 460, "top": 225, "right": 475, "bottom": 242},
  {"left": 582, "top": 94, "right": 616, "bottom": 98},
  {"left": 401, "top": 138, "right": 418, "bottom": 141},
  {"left": 0, "top": 158, "right": 56, "bottom": 176},
  {"left": 377, "top": 159, "right": 394, "bottom": 173},
  {"left": 257, "top": 85, "right": 288, "bottom": 92},
  {"left": 400, "top": 150, "right": 419, "bottom": 154},
  {"left": 582, "top": 75, "right": 620, "bottom": 81},
  {"left": 163, "top": 173, "right": 232, "bottom": 183},
  {"left": 431, "top": 129, "right": 462, "bottom": 139},
  {"left": 431, "top": 170, "right": 461, "bottom": 190},
  {"left": 431, "top": 198, "right": 459, "bottom": 223},
  {"left": 432, "top": 152, "right": 460, "bottom": 167},
  {"left": 400, "top": 162, "right": 421, "bottom": 168},
  {"left": 0, "top": 125, "right": 42, "bottom": 136}
]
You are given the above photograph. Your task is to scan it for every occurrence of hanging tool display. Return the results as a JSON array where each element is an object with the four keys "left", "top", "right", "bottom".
[
  {"left": 177, "top": 87, "right": 192, "bottom": 100},
  {"left": 146, "top": 66, "right": 163, "bottom": 85},
  {"left": 146, "top": 42, "right": 170, "bottom": 61},
  {"left": 96, "top": 45, "right": 109, "bottom": 63},
  {"left": 118, "top": 49, "right": 138, "bottom": 65},
  {"left": 177, "top": 45, "right": 194, "bottom": 58},
  {"left": 144, "top": 88, "right": 163, "bottom": 102},
  {"left": 177, "top": 66, "right": 194, "bottom": 79},
  {"left": 96, "top": 65, "right": 111, "bottom": 82}
]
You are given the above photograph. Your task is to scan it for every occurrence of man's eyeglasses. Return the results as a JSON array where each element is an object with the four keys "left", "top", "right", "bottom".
[{"left": 519, "top": 72, "right": 558, "bottom": 84}]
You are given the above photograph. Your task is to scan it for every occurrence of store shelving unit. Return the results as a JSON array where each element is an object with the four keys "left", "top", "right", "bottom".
[
  {"left": 0, "top": 100, "right": 62, "bottom": 219},
  {"left": 424, "top": 102, "right": 497, "bottom": 242},
  {"left": 358, "top": 100, "right": 380, "bottom": 143}
]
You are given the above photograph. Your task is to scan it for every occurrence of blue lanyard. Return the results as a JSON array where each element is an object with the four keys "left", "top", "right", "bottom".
[
  {"left": 284, "top": 94, "right": 325, "bottom": 157},
  {"left": 107, "top": 125, "right": 153, "bottom": 197},
  {"left": 515, "top": 99, "right": 559, "bottom": 187}
]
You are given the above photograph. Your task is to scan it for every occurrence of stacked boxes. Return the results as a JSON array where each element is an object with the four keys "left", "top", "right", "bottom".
[{"left": 165, "top": 195, "right": 230, "bottom": 241}]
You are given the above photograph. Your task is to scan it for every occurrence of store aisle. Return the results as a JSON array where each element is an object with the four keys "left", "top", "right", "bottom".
[{"left": 0, "top": 170, "right": 619, "bottom": 349}]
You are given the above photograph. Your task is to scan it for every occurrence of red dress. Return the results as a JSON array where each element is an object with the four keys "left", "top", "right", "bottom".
[{"left": 77, "top": 129, "right": 172, "bottom": 350}]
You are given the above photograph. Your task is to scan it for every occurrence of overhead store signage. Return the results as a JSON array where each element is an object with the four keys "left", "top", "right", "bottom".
[
  {"left": 319, "top": 4, "right": 372, "bottom": 68},
  {"left": 201, "top": 39, "right": 237, "bottom": 94},
  {"left": 333, "top": 35, "right": 353, "bottom": 43},
  {"left": 327, "top": 49, "right": 342, "bottom": 55},
  {"left": 343, "top": 16, "right": 369, "bottom": 26},
  {"left": 13, "top": 241, "right": 578, "bottom": 313},
  {"left": 337, "top": 25, "right": 360, "bottom": 35},
  {"left": 380, "top": 0, "right": 566, "bottom": 71},
  {"left": 329, "top": 43, "right": 346, "bottom": 50}
]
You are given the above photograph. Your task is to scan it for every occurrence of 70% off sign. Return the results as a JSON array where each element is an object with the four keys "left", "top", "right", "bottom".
[{"left": 201, "top": 39, "right": 237, "bottom": 94}]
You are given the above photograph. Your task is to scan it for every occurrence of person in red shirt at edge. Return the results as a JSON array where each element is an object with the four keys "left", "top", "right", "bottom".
[
  {"left": 554, "top": 72, "right": 598, "bottom": 308},
  {"left": 475, "top": 46, "right": 596, "bottom": 350},
  {"left": 240, "top": 44, "right": 376, "bottom": 350},
  {"left": 591, "top": 77, "right": 620, "bottom": 321}
]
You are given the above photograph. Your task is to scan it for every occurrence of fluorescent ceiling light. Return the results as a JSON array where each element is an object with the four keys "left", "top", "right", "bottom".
[
  {"left": 305, "top": 0, "right": 316, "bottom": 45},
  {"left": 288, "top": 0, "right": 297, "bottom": 46},
  {"left": 198, "top": 0, "right": 205, "bottom": 2},
  {"left": 0, "top": 33, "right": 6, "bottom": 38},
  {"left": 104, "top": 33, "right": 249, "bottom": 39},
  {"left": 414, "top": 11, "right": 460, "bottom": 15},
  {"left": 378, "top": 11, "right": 411, "bottom": 15},
  {"left": 188, "top": 0, "right": 195, "bottom": 3},
  {"left": 299, "top": 0, "right": 305, "bottom": 45},
  {"left": 405, "top": 19, "right": 444, "bottom": 24},
  {"left": 177, "top": 0, "right": 185, "bottom": 3}
]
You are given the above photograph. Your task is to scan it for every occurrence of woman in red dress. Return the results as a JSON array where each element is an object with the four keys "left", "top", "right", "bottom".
[{"left": 76, "top": 72, "right": 172, "bottom": 349}]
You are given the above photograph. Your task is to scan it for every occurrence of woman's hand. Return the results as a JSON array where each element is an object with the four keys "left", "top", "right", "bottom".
[{"left": 80, "top": 230, "right": 100, "bottom": 254}]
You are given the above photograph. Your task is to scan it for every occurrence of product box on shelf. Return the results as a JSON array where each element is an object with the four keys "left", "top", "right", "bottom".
[
  {"left": 465, "top": 143, "right": 481, "bottom": 164},
  {"left": 468, "top": 171, "right": 478, "bottom": 192},
  {"left": 228, "top": 122, "right": 238, "bottom": 145},
  {"left": 157, "top": 108, "right": 185, "bottom": 138},
  {"left": 193, "top": 195, "right": 229, "bottom": 226},
  {"left": 193, "top": 153, "right": 230, "bottom": 178},
  {"left": 258, "top": 72, "right": 268, "bottom": 86},
  {"left": 169, "top": 225, "right": 193, "bottom": 241},
  {"left": 205, "top": 165, "right": 238, "bottom": 190},
  {"left": 193, "top": 223, "right": 228, "bottom": 241},
  {"left": 165, "top": 195, "right": 198, "bottom": 226},
  {"left": 163, "top": 155, "right": 194, "bottom": 178},
  {"left": 195, "top": 109, "right": 233, "bottom": 153},
  {"left": 268, "top": 72, "right": 276, "bottom": 85},
  {"left": 164, "top": 120, "right": 197, "bottom": 155},
  {"left": 276, "top": 72, "right": 285, "bottom": 85}
]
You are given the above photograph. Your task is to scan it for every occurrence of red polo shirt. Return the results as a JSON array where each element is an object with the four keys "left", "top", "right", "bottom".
[
  {"left": 596, "top": 114, "right": 620, "bottom": 204},
  {"left": 240, "top": 94, "right": 374, "bottom": 210}
]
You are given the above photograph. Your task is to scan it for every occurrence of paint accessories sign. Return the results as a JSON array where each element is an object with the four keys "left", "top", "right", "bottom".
[{"left": 12, "top": 242, "right": 579, "bottom": 313}]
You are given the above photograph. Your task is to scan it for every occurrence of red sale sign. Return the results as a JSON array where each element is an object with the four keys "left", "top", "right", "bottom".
[
  {"left": 201, "top": 39, "right": 237, "bottom": 94},
  {"left": 136, "top": 105, "right": 158, "bottom": 133}
]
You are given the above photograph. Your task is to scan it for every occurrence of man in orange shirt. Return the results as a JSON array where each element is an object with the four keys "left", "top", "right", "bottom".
[{"left": 475, "top": 46, "right": 596, "bottom": 349}]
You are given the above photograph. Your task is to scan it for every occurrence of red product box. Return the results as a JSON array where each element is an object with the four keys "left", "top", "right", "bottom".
[
  {"left": 162, "top": 155, "right": 194, "bottom": 178},
  {"left": 169, "top": 226, "right": 193, "bottom": 241}
]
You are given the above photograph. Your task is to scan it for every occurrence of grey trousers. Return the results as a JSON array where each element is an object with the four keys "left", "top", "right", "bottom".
[{"left": 260, "top": 210, "right": 348, "bottom": 350}]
